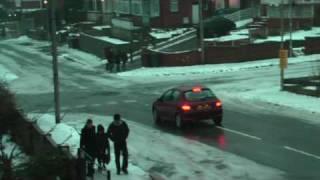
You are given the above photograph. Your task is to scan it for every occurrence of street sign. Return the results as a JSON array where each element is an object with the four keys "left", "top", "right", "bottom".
[{"left": 279, "top": 49, "right": 288, "bottom": 69}]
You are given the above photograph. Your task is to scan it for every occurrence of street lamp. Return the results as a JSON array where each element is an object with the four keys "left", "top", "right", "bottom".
[
  {"left": 289, "top": 0, "right": 293, "bottom": 57},
  {"left": 49, "top": 0, "right": 61, "bottom": 124},
  {"left": 199, "top": 0, "right": 205, "bottom": 64},
  {"left": 101, "top": 0, "right": 105, "bottom": 24}
]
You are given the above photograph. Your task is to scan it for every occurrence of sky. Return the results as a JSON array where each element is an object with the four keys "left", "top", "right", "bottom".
[{"left": 1, "top": 34, "right": 320, "bottom": 179}]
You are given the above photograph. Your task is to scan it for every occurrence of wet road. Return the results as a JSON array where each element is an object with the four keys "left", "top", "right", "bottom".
[{"left": 1, "top": 42, "right": 320, "bottom": 180}]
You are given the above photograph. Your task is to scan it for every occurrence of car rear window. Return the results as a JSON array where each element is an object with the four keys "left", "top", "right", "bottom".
[{"left": 184, "top": 89, "right": 216, "bottom": 101}]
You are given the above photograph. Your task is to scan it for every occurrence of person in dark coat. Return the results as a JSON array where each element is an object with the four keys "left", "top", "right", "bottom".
[
  {"left": 80, "top": 119, "right": 96, "bottom": 178},
  {"left": 96, "top": 124, "right": 110, "bottom": 170},
  {"left": 120, "top": 50, "right": 128, "bottom": 71},
  {"left": 107, "top": 114, "right": 130, "bottom": 175},
  {"left": 114, "top": 49, "right": 121, "bottom": 72},
  {"left": 104, "top": 48, "right": 114, "bottom": 72}
]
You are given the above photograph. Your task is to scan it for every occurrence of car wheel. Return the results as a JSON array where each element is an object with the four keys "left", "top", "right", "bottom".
[
  {"left": 153, "top": 109, "right": 161, "bottom": 124},
  {"left": 175, "top": 114, "right": 184, "bottom": 129},
  {"left": 213, "top": 116, "right": 222, "bottom": 126}
]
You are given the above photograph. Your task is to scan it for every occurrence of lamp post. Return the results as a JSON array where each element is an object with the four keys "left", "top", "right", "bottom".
[
  {"left": 199, "top": 0, "right": 205, "bottom": 64},
  {"left": 289, "top": 0, "right": 293, "bottom": 57},
  {"left": 49, "top": 0, "right": 61, "bottom": 124},
  {"left": 280, "top": 0, "right": 285, "bottom": 90},
  {"left": 101, "top": 0, "right": 105, "bottom": 24}
]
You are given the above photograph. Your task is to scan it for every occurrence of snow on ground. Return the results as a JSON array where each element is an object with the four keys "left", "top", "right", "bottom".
[
  {"left": 27, "top": 113, "right": 149, "bottom": 180},
  {"left": 255, "top": 27, "right": 320, "bottom": 43},
  {"left": 205, "top": 26, "right": 320, "bottom": 43},
  {"left": 236, "top": 18, "right": 253, "bottom": 28},
  {"left": 0, "top": 64, "right": 18, "bottom": 83},
  {"left": 150, "top": 28, "right": 190, "bottom": 39},
  {"left": 27, "top": 113, "right": 285, "bottom": 180},
  {"left": 1, "top": 36, "right": 320, "bottom": 179},
  {"left": 1, "top": 36, "right": 320, "bottom": 123}
]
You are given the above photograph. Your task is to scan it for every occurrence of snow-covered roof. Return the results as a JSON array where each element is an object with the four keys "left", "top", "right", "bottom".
[
  {"left": 149, "top": 28, "right": 188, "bottom": 39},
  {"left": 92, "top": 25, "right": 111, "bottom": 31},
  {"left": 261, "top": 0, "right": 320, "bottom": 6}
]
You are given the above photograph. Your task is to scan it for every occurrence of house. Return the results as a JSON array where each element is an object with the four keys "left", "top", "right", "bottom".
[
  {"left": 260, "top": 0, "right": 320, "bottom": 34},
  {"left": 85, "top": 0, "right": 215, "bottom": 28}
]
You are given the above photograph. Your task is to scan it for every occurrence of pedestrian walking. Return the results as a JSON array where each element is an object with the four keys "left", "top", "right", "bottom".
[
  {"left": 96, "top": 124, "right": 110, "bottom": 171},
  {"left": 120, "top": 50, "right": 128, "bottom": 71},
  {"left": 107, "top": 114, "right": 130, "bottom": 175},
  {"left": 104, "top": 48, "right": 114, "bottom": 72},
  {"left": 80, "top": 119, "right": 96, "bottom": 179},
  {"left": 114, "top": 49, "right": 121, "bottom": 73}
]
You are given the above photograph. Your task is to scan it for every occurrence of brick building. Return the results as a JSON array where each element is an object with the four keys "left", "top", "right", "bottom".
[{"left": 85, "top": 0, "right": 215, "bottom": 28}]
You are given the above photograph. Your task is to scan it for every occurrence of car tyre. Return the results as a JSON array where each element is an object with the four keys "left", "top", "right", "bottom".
[
  {"left": 175, "top": 114, "right": 184, "bottom": 129},
  {"left": 213, "top": 116, "right": 222, "bottom": 126},
  {"left": 153, "top": 109, "right": 162, "bottom": 125}
]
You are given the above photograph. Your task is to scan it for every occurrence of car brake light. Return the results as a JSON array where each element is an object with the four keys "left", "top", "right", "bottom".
[
  {"left": 215, "top": 101, "right": 222, "bottom": 107},
  {"left": 192, "top": 87, "right": 202, "bottom": 93},
  {"left": 181, "top": 104, "right": 191, "bottom": 111}
]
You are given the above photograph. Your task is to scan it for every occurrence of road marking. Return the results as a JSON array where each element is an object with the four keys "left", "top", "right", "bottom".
[
  {"left": 106, "top": 101, "right": 118, "bottom": 105},
  {"left": 284, "top": 146, "right": 320, "bottom": 160},
  {"left": 123, "top": 100, "right": 137, "bottom": 103},
  {"left": 75, "top": 105, "right": 86, "bottom": 108},
  {"left": 217, "top": 127, "right": 262, "bottom": 141}
]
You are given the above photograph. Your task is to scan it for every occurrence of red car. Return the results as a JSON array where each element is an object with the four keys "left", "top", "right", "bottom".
[{"left": 152, "top": 85, "right": 223, "bottom": 128}]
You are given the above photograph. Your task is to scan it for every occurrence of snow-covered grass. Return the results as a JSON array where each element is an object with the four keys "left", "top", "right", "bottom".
[{"left": 255, "top": 27, "right": 320, "bottom": 43}]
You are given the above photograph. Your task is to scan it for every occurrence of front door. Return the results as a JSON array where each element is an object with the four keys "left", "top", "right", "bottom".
[{"left": 192, "top": 4, "right": 199, "bottom": 24}]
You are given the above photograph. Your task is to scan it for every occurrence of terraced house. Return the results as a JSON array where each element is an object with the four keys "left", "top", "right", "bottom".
[{"left": 84, "top": 0, "right": 215, "bottom": 28}]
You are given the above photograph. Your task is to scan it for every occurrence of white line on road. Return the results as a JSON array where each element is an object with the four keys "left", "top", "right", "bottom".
[
  {"left": 106, "top": 101, "right": 118, "bottom": 105},
  {"left": 284, "top": 146, "right": 320, "bottom": 160},
  {"left": 75, "top": 105, "right": 86, "bottom": 108},
  {"left": 123, "top": 100, "right": 137, "bottom": 103},
  {"left": 217, "top": 126, "right": 262, "bottom": 141}
]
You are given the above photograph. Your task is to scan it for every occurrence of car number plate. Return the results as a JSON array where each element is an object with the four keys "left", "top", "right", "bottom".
[{"left": 197, "top": 104, "right": 210, "bottom": 110}]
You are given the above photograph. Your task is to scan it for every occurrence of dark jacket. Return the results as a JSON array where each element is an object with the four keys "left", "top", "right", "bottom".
[
  {"left": 96, "top": 132, "right": 111, "bottom": 163},
  {"left": 96, "top": 132, "right": 110, "bottom": 152},
  {"left": 80, "top": 126, "right": 96, "bottom": 157},
  {"left": 107, "top": 120, "right": 129, "bottom": 143}
]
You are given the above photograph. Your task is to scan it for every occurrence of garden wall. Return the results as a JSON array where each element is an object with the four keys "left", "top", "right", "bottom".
[
  {"left": 304, "top": 37, "right": 320, "bottom": 55},
  {"left": 142, "top": 41, "right": 289, "bottom": 67}
]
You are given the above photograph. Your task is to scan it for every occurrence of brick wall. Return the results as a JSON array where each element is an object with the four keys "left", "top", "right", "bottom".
[
  {"left": 305, "top": 37, "right": 320, "bottom": 55},
  {"left": 79, "top": 33, "right": 130, "bottom": 58},
  {"left": 142, "top": 41, "right": 288, "bottom": 67}
]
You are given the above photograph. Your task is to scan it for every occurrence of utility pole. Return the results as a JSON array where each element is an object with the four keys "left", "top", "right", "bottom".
[
  {"left": 280, "top": 0, "right": 285, "bottom": 91},
  {"left": 50, "top": 0, "right": 61, "bottom": 124},
  {"left": 199, "top": 0, "right": 205, "bottom": 64},
  {"left": 289, "top": 0, "right": 293, "bottom": 57}
]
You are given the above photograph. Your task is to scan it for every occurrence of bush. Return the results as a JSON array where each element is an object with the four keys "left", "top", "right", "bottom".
[
  {"left": 202, "top": 17, "right": 236, "bottom": 38},
  {"left": 21, "top": 150, "right": 70, "bottom": 180},
  {"left": 0, "top": 83, "right": 19, "bottom": 134}
]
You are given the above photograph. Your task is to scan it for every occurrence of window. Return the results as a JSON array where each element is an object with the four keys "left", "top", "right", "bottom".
[
  {"left": 115, "top": 0, "right": 130, "bottom": 14},
  {"left": 170, "top": 0, "right": 179, "bottom": 13},
  {"left": 184, "top": 89, "right": 215, "bottom": 101},
  {"left": 172, "top": 90, "right": 181, "bottom": 101},
  {"left": 162, "top": 90, "right": 174, "bottom": 101},
  {"left": 132, "top": 0, "right": 143, "bottom": 15},
  {"left": 150, "top": 0, "right": 160, "bottom": 17}
]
